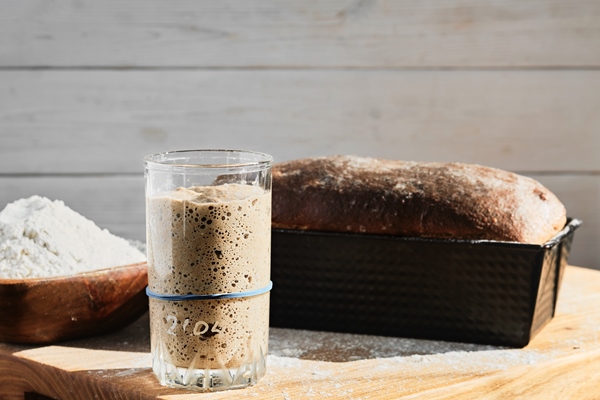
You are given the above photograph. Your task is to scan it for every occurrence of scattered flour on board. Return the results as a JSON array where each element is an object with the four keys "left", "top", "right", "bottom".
[
  {"left": 0, "top": 196, "right": 146, "bottom": 279},
  {"left": 267, "top": 327, "right": 560, "bottom": 387},
  {"left": 373, "top": 348, "right": 554, "bottom": 373},
  {"left": 268, "top": 349, "right": 552, "bottom": 373}
]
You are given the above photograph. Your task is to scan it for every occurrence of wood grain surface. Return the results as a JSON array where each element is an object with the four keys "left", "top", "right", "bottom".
[
  {"left": 1, "top": 0, "right": 599, "bottom": 67},
  {"left": 1, "top": 70, "right": 599, "bottom": 173},
  {"left": 1, "top": 265, "right": 600, "bottom": 399}
]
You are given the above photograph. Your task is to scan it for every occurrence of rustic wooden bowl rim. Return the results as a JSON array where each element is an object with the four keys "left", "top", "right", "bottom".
[{"left": 0, "top": 261, "right": 148, "bottom": 286}]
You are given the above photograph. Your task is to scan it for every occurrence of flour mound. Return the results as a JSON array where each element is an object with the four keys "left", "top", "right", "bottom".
[{"left": 0, "top": 196, "right": 146, "bottom": 279}]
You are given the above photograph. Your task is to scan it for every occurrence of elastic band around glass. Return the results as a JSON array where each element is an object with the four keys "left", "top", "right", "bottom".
[{"left": 146, "top": 281, "right": 273, "bottom": 301}]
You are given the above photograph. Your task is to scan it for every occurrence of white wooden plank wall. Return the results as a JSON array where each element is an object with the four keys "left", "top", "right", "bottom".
[{"left": 0, "top": 0, "right": 599, "bottom": 269}]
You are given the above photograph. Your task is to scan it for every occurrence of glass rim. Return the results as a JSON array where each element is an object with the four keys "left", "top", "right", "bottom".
[{"left": 144, "top": 149, "right": 274, "bottom": 169}]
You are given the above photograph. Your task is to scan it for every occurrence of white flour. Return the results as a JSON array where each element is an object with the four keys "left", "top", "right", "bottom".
[{"left": 0, "top": 196, "right": 146, "bottom": 279}]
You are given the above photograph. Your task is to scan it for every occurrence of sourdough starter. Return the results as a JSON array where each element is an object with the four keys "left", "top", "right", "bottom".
[{"left": 147, "top": 184, "right": 271, "bottom": 370}]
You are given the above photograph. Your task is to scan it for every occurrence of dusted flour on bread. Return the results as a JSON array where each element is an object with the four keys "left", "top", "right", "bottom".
[
  {"left": 272, "top": 156, "right": 567, "bottom": 244},
  {"left": 0, "top": 196, "right": 146, "bottom": 279}
]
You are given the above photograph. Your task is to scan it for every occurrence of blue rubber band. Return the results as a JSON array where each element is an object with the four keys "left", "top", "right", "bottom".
[{"left": 146, "top": 281, "right": 273, "bottom": 301}]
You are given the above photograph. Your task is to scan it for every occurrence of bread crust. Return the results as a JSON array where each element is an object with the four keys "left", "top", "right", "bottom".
[{"left": 272, "top": 156, "right": 567, "bottom": 244}]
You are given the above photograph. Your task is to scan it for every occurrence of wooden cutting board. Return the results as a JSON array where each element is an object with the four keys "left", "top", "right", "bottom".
[{"left": 1, "top": 265, "right": 600, "bottom": 399}]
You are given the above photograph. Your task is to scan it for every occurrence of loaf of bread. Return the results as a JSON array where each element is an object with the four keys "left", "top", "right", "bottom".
[{"left": 272, "top": 156, "right": 567, "bottom": 244}]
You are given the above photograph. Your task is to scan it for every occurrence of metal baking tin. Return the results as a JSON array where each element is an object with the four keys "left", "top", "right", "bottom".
[{"left": 269, "top": 218, "right": 581, "bottom": 347}]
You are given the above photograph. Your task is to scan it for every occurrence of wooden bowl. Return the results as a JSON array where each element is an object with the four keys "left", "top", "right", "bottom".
[{"left": 0, "top": 262, "right": 148, "bottom": 344}]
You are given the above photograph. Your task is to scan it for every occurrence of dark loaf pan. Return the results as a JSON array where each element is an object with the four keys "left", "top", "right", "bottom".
[{"left": 270, "top": 218, "right": 581, "bottom": 347}]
